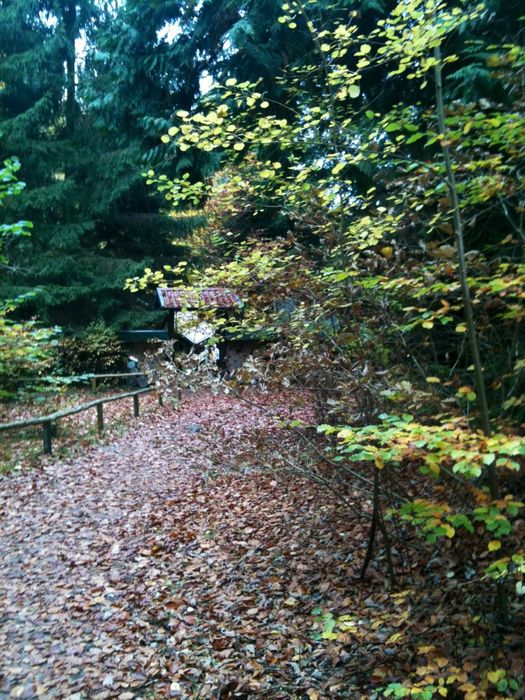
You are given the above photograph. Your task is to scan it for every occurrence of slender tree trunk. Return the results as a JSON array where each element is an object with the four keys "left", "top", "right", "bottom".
[
  {"left": 433, "top": 45, "right": 497, "bottom": 499},
  {"left": 63, "top": 1, "right": 78, "bottom": 137},
  {"left": 434, "top": 44, "right": 507, "bottom": 626},
  {"left": 360, "top": 472, "right": 378, "bottom": 581},
  {"left": 360, "top": 469, "right": 396, "bottom": 587}
]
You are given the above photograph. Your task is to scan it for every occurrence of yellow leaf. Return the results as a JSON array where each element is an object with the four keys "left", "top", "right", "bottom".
[
  {"left": 487, "top": 669, "right": 504, "bottom": 684},
  {"left": 426, "top": 376, "right": 441, "bottom": 383},
  {"left": 331, "top": 162, "right": 345, "bottom": 175},
  {"left": 386, "top": 632, "right": 403, "bottom": 644},
  {"left": 435, "top": 657, "right": 449, "bottom": 668},
  {"left": 422, "top": 320, "right": 434, "bottom": 329},
  {"left": 233, "top": 142, "right": 245, "bottom": 151},
  {"left": 443, "top": 524, "right": 455, "bottom": 538},
  {"left": 417, "top": 645, "right": 436, "bottom": 654},
  {"left": 380, "top": 245, "right": 394, "bottom": 259},
  {"left": 160, "top": 134, "right": 170, "bottom": 143},
  {"left": 488, "top": 540, "right": 501, "bottom": 552},
  {"left": 455, "top": 323, "right": 467, "bottom": 333},
  {"left": 459, "top": 683, "right": 476, "bottom": 692}
]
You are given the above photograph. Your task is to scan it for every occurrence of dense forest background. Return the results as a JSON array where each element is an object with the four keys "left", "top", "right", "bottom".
[
  {"left": 2, "top": 0, "right": 522, "bottom": 417},
  {"left": 1, "top": 0, "right": 525, "bottom": 697},
  {"left": 0, "top": 0, "right": 522, "bottom": 321},
  {"left": 0, "top": 0, "right": 333, "bottom": 329}
]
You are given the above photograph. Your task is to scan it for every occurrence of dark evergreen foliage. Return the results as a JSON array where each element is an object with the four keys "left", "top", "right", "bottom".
[
  {"left": 0, "top": 0, "right": 203, "bottom": 329},
  {"left": 0, "top": 0, "right": 521, "bottom": 331}
]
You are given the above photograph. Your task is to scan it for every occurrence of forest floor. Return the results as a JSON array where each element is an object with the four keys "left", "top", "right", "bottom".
[{"left": 0, "top": 391, "right": 523, "bottom": 700}]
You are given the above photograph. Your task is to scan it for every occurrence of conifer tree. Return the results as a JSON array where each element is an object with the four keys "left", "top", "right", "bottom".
[{"left": 0, "top": 0, "right": 203, "bottom": 329}]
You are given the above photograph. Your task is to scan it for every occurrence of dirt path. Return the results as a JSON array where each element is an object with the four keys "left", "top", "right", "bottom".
[
  {"left": 0, "top": 392, "right": 365, "bottom": 699},
  {"left": 0, "top": 403, "right": 201, "bottom": 699}
]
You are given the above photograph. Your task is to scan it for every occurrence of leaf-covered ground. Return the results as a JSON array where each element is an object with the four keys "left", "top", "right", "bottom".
[{"left": 0, "top": 392, "right": 523, "bottom": 699}]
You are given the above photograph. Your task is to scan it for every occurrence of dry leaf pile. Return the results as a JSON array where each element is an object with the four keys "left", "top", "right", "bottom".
[{"left": 1, "top": 391, "right": 523, "bottom": 699}]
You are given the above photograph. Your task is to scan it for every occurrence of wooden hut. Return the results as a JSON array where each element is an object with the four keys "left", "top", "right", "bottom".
[
  {"left": 155, "top": 287, "right": 243, "bottom": 340},
  {"left": 155, "top": 287, "right": 248, "bottom": 373}
]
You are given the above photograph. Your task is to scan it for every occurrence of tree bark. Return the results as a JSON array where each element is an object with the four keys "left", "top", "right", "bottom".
[
  {"left": 433, "top": 45, "right": 497, "bottom": 499},
  {"left": 63, "top": 1, "right": 78, "bottom": 137}
]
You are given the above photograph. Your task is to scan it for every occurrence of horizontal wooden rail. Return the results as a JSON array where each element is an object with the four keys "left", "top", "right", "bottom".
[
  {"left": 90, "top": 372, "right": 146, "bottom": 378},
  {"left": 0, "top": 388, "right": 153, "bottom": 431},
  {"left": 12, "top": 371, "right": 147, "bottom": 386},
  {"left": 0, "top": 387, "right": 157, "bottom": 455},
  {"left": 88, "top": 372, "right": 148, "bottom": 392}
]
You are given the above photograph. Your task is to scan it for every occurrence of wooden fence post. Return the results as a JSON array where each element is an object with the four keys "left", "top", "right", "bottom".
[
  {"left": 176, "top": 387, "right": 182, "bottom": 402},
  {"left": 96, "top": 403, "right": 104, "bottom": 433},
  {"left": 0, "top": 387, "right": 153, "bottom": 455},
  {"left": 43, "top": 421, "right": 53, "bottom": 454},
  {"left": 158, "top": 392, "right": 163, "bottom": 407},
  {"left": 91, "top": 377, "right": 97, "bottom": 392}
]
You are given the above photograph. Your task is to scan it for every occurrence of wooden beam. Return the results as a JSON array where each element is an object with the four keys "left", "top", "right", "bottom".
[
  {"left": 0, "top": 388, "right": 153, "bottom": 431},
  {"left": 42, "top": 422, "right": 53, "bottom": 454},
  {"left": 15, "top": 372, "right": 146, "bottom": 386},
  {"left": 88, "top": 372, "right": 147, "bottom": 379},
  {"left": 96, "top": 403, "right": 104, "bottom": 433}
]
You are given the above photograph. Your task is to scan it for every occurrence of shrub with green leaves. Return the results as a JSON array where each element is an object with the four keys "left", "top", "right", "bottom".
[
  {"left": 57, "top": 322, "right": 126, "bottom": 375},
  {"left": 0, "top": 158, "right": 59, "bottom": 401},
  {"left": 0, "top": 317, "right": 58, "bottom": 400}
]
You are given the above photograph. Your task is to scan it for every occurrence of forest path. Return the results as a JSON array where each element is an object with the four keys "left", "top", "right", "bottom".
[
  {"left": 0, "top": 391, "right": 362, "bottom": 699},
  {"left": 0, "top": 400, "right": 200, "bottom": 699}
]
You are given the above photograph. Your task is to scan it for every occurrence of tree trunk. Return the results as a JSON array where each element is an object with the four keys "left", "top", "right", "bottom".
[
  {"left": 63, "top": 1, "right": 78, "bottom": 137},
  {"left": 433, "top": 45, "right": 497, "bottom": 499}
]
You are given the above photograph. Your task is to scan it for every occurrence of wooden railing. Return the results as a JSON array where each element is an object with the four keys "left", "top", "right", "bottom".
[
  {"left": 87, "top": 372, "right": 147, "bottom": 392},
  {"left": 9, "top": 371, "right": 148, "bottom": 391},
  {"left": 0, "top": 387, "right": 158, "bottom": 455}
]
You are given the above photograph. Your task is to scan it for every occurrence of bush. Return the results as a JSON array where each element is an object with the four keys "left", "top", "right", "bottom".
[
  {"left": 57, "top": 322, "right": 126, "bottom": 375},
  {"left": 0, "top": 318, "right": 58, "bottom": 400}
]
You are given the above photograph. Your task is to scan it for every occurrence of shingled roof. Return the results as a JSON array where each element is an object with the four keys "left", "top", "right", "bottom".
[{"left": 155, "top": 287, "right": 242, "bottom": 311}]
